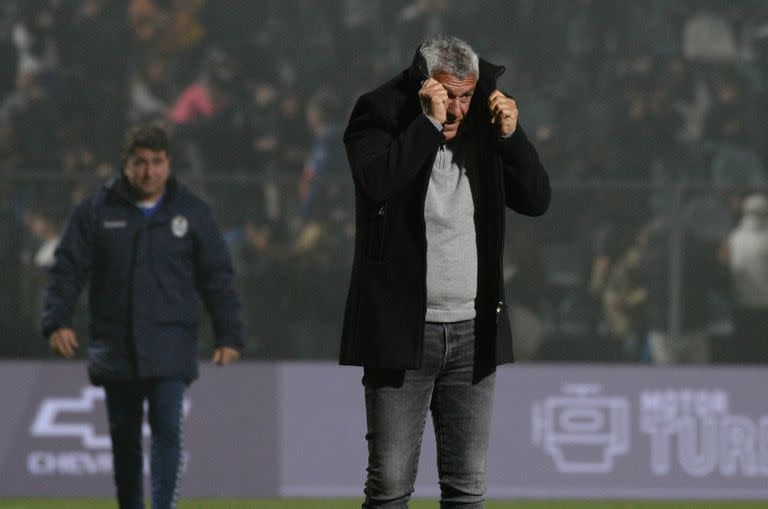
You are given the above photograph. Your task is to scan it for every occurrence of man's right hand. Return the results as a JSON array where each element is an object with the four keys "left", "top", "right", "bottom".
[
  {"left": 50, "top": 328, "right": 79, "bottom": 359},
  {"left": 418, "top": 78, "right": 448, "bottom": 126}
]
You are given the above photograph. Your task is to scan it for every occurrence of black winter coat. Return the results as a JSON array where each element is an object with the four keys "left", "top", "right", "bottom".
[
  {"left": 340, "top": 50, "right": 551, "bottom": 371},
  {"left": 42, "top": 175, "right": 244, "bottom": 384}
]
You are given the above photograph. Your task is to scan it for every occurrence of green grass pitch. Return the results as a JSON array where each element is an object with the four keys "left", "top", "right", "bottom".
[{"left": 0, "top": 501, "right": 765, "bottom": 508}]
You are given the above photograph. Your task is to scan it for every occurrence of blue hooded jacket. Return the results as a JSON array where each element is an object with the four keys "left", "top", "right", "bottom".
[{"left": 42, "top": 175, "right": 244, "bottom": 384}]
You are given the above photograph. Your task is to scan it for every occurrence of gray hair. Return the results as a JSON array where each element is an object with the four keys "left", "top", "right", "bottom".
[{"left": 419, "top": 35, "right": 479, "bottom": 79}]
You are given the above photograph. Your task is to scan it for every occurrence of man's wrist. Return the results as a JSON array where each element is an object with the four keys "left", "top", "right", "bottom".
[
  {"left": 424, "top": 114, "right": 443, "bottom": 132},
  {"left": 501, "top": 129, "right": 515, "bottom": 139}
]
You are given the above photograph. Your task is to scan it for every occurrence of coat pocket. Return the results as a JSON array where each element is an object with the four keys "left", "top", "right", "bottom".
[{"left": 366, "top": 204, "right": 387, "bottom": 261}]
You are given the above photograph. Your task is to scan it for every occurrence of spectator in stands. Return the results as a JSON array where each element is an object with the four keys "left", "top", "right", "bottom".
[
  {"left": 23, "top": 208, "right": 59, "bottom": 269},
  {"left": 703, "top": 69, "right": 752, "bottom": 146},
  {"left": 637, "top": 216, "right": 722, "bottom": 364},
  {"left": 0, "top": 123, "right": 21, "bottom": 172},
  {"left": 241, "top": 80, "right": 280, "bottom": 172},
  {"left": 11, "top": 0, "right": 65, "bottom": 76},
  {"left": 504, "top": 222, "right": 548, "bottom": 361},
  {"left": 0, "top": 68, "right": 59, "bottom": 170},
  {"left": 70, "top": 0, "right": 129, "bottom": 162},
  {"left": 169, "top": 47, "right": 241, "bottom": 171},
  {"left": 297, "top": 89, "right": 344, "bottom": 223},
  {"left": 683, "top": 8, "right": 738, "bottom": 62},
  {"left": 603, "top": 224, "right": 651, "bottom": 361},
  {"left": 720, "top": 193, "right": 768, "bottom": 363},
  {"left": 129, "top": 56, "right": 173, "bottom": 124},
  {"left": 275, "top": 88, "right": 309, "bottom": 175}
]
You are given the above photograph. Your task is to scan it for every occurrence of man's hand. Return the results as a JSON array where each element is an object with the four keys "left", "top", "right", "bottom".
[
  {"left": 488, "top": 90, "right": 518, "bottom": 137},
  {"left": 49, "top": 328, "right": 79, "bottom": 359},
  {"left": 418, "top": 78, "right": 448, "bottom": 125},
  {"left": 212, "top": 346, "right": 240, "bottom": 366}
]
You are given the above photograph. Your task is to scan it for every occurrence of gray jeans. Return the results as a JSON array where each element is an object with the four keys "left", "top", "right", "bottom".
[{"left": 362, "top": 319, "right": 496, "bottom": 508}]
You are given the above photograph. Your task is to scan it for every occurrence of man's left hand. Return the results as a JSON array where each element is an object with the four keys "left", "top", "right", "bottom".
[
  {"left": 488, "top": 90, "right": 518, "bottom": 137},
  {"left": 212, "top": 346, "right": 240, "bottom": 366}
]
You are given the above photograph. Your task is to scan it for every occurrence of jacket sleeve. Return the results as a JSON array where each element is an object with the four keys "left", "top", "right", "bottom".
[
  {"left": 194, "top": 205, "right": 245, "bottom": 351},
  {"left": 41, "top": 200, "right": 94, "bottom": 338},
  {"left": 344, "top": 94, "right": 445, "bottom": 202},
  {"left": 496, "top": 123, "right": 551, "bottom": 216}
]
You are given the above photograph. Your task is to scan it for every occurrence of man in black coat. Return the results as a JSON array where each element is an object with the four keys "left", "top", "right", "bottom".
[
  {"left": 341, "top": 36, "right": 550, "bottom": 507},
  {"left": 42, "top": 125, "right": 244, "bottom": 509}
]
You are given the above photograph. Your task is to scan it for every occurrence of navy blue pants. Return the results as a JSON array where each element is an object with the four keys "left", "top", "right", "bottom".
[{"left": 104, "top": 379, "right": 186, "bottom": 509}]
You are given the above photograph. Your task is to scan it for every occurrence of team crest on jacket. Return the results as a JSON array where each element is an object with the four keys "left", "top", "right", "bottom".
[{"left": 171, "top": 215, "right": 188, "bottom": 238}]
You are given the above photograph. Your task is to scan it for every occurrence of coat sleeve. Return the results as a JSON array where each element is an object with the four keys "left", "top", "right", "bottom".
[
  {"left": 496, "top": 123, "right": 551, "bottom": 216},
  {"left": 194, "top": 205, "right": 245, "bottom": 351},
  {"left": 344, "top": 94, "right": 445, "bottom": 202},
  {"left": 41, "top": 200, "right": 94, "bottom": 338}
]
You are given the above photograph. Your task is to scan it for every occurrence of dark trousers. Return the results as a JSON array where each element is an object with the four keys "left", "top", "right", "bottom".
[
  {"left": 104, "top": 379, "right": 186, "bottom": 509},
  {"left": 362, "top": 319, "right": 496, "bottom": 508}
]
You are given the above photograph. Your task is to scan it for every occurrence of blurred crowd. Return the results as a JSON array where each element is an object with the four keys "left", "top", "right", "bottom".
[{"left": 1, "top": 0, "right": 767, "bottom": 362}]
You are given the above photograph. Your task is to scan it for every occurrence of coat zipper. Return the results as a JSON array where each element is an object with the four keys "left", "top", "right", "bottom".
[
  {"left": 376, "top": 204, "right": 385, "bottom": 259},
  {"left": 127, "top": 211, "right": 145, "bottom": 377},
  {"left": 369, "top": 204, "right": 386, "bottom": 261},
  {"left": 495, "top": 151, "right": 506, "bottom": 324}
]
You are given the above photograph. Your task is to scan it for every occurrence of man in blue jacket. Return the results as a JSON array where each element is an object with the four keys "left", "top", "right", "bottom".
[{"left": 42, "top": 124, "right": 244, "bottom": 509}]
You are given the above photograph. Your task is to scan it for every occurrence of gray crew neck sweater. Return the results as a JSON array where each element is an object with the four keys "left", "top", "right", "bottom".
[{"left": 424, "top": 139, "right": 477, "bottom": 323}]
